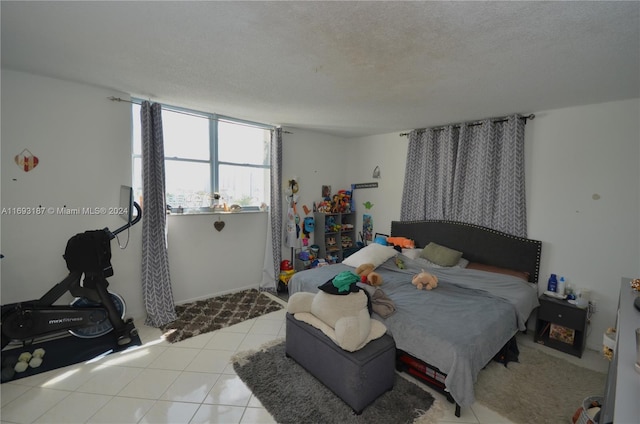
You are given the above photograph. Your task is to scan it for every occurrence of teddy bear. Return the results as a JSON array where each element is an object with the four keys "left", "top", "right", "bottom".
[
  {"left": 287, "top": 272, "right": 386, "bottom": 352},
  {"left": 412, "top": 269, "right": 438, "bottom": 290},
  {"left": 355, "top": 263, "right": 383, "bottom": 286}
]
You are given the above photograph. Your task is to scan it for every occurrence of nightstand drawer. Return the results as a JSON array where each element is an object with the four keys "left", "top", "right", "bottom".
[{"left": 538, "top": 301, "right": 586, "bottom": 330}]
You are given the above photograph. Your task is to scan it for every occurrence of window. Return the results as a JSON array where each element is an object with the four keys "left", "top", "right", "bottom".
[{"left": 132, "top": 101, "right": 272, "bottom": 212}]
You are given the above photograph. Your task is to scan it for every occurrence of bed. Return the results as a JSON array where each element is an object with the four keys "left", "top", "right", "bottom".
[{"left": 288, "top": 219, "right": 542, "bottom": 416}]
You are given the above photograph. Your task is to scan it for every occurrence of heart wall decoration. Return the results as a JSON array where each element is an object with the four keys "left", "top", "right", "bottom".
[
  {"left": 214, "top": 220, "right": 225, "bottom": 232},
  {"left": 15, "top": 149, "right": 39, "bottom": 172}
]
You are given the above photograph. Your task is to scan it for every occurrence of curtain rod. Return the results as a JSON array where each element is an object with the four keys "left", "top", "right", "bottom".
[
  {"left": 398, "top": 114, "right": 535, "bottom": 137},
  {"left": 108, "top": 96, "right": 292, "bottom": 133}
]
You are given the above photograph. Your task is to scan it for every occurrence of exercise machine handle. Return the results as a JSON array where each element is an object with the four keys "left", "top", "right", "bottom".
[{"left": 107, "top": 202, "right": 142, "bottom": 239}]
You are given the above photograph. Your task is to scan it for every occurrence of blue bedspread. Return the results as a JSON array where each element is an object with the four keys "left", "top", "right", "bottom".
[{"left": 288, "top": 254, "right": 539, "bottom": 407}]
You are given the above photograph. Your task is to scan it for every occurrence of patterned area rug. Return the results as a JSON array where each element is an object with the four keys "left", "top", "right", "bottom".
[{"left": 160, "top": 289, "right": 284, "bottom": 343}]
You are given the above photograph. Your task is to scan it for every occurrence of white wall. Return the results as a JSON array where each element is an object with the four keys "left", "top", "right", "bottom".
[
  {"left": 1, "top": 70, "right": 143, "bottom": 317},
  {"left": 166, "top": 212, "right": 268, "bottom": 302},
  {"left": 345, "top": 98, "right": 640, "bottom": 350},
  {"left": 526, "top": 98, "right": 640, "bottom": 349},
  {"left": 343, "top": 132, "right": 409, "bottom": 238}
]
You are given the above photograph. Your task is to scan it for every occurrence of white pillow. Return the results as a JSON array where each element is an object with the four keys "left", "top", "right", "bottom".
[
  {"left": 401, "top": 248, "right": 423, "bottom": 260},
  {"left": 342, "top": 243, "right": 397, "bottom": 268}
]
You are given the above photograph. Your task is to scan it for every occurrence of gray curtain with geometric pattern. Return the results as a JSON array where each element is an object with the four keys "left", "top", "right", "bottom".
[
  {"left": 400, "top": 115, "right": 527, "bottom": 237},
  {"left": 260, "top": 127, "right": 282, "bottom": 291},
  {"left": 140, "top": 101, "right": 177, "bottom": 327}
]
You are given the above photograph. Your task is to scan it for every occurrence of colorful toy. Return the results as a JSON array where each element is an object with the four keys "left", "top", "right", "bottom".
[
  {"left": 327, "top": 190, "right": 352, "bottom": 213},
  {"left": 386, "top": 237, "right": 416, "bottom": 249},
  {"left": 317, "top": 201, "right": 331, "bottom": 213},
  {"left": 355, "top": 263, "right": 383, "bottom": 286},
  {"left": 412, "top": 269, "right": 438, "bottom": 290}
]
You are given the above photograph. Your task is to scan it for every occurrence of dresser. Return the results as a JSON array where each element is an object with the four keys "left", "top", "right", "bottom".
[{"left": 601, "top": 278, "right": 640, "bottom": 424}]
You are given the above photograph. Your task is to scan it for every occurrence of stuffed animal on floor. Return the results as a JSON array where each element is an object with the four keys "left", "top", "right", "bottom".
[
  {"left": 355, "top": 263, "right": 383, "bottom": 286},
  {"left": 412, "top": 269, "right": 438, "bottom": 290},
  {"left": 287, "top": 272, "right": 387, "bottom": 352}
]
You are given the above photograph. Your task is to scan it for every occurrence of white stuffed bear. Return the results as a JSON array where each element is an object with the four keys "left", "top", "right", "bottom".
[{"left": 287, "top": 289, "right": 387, "bottom": 352}]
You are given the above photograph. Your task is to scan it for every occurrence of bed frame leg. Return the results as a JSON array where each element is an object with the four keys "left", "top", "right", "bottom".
[{"left": 455, "top": 403, "right": 461, "bottom": 417}]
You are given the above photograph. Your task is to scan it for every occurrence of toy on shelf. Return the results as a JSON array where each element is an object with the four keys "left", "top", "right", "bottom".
[
  {"left": 317, "top": 201, "right": 332, "bottom": 213},
  {"left": 325, "top": 216, "right": 340, "bottom": 233},
  {"left": 329, "top": 190, "right": 352, "bottom": 214}
]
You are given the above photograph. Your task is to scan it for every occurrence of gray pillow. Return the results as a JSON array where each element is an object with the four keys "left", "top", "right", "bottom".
[{"left": 420, "top": 242, "right": 463, "bottom": 267}]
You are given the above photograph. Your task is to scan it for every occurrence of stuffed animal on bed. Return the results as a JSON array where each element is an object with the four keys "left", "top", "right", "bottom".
[
  {"left": 385, "top": 236, "right": 415, "bottom": 249},
  {"left": 287, "top": 272, "right": 387, "bottom": 352},
  {"left": 412, "top": 269, "right": 438, "bottom": 290},
  {"left": 355, "top": 263, "right": 383, "bottom": 286}
]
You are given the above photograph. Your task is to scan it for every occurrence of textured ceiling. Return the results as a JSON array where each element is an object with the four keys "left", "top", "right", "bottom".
[{"left": 2, "top": 1, "right": 639, "bottom": 138}]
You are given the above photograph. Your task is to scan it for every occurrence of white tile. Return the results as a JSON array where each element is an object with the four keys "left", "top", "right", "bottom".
[
  {"left": 160, "top": 371, "right": 220, "bottom": 403},
  {"left": 0, "top": 387, "right": 71, "bottom": 423},
  {"left": 87, "top": 396, "right": 155, "bottom": 424},
  {"left": 255, "top": 309, "right": 286, "bottom": 321},
  {"left": 172, "top": 331, "right": 215, "bottom": 349},
  {"left": 139, "top": 400, "right": 200, "bottom": 424},
  {"left": 136, "top": 323, "right": 166, "bottom": 345},
  {"left": 236, "top": 334, "right": 279, "bottom": 352},
  {"left": 33, "top": 392, "right": 111, "bottom": 424},
  {"left": 247, "top": 394, "right": 264, "bottom": 408},
  {"left": 77, "top": 365, "right": 142, "bottom": 395},
  {"left": 219, "top": 319, "right": 255, "bottom": 334},
  {"left": 117, "top": 368, "right": 181, "bottom": 399},
  {"left": 99, "top": 345, "right": 167, "bottom": 368},
  {"left": 37, "top": 367, "right": 101, "bottom": 392},
  {"left": 469, "top": 402, "right": 515, "bottom": 424},
  {"left": 247, "top": 320, "right": 282, "bottom": 336},
  {"left": 203, "top": 375, "right": 252, "bottom": 407},
  {"left": 9, "top": 364, "right": 94, "bottom": 391},
  {"left": 0, "top": 383, "right": 32, "bottom": 407},
  {"left": 204, "top": 332, "right": 246, "bottom": 351},
  {"left": 240, "top": 407, "right": 277, "bottom": 424},
  {"left": 148, "top": 346, "right": 200, "bottom": 371},
  {"left": 185, "top": 349, "right": 234, "bottom": 374},
  {"left": 190, "top": 404, "right": 246, "bottom": 424}
]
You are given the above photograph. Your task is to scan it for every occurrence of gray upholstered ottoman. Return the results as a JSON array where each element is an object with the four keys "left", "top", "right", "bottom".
[{"left": 285, "top": 312, "right": 396, "bottom": 414}]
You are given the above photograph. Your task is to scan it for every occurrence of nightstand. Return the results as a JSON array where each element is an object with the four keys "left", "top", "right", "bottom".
[{"left": 534, "top": 295, "right": 588, "bottom": 357}]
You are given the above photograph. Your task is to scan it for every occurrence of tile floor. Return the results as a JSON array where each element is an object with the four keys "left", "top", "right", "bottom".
[{"left": 0, "top": 293, "right": 609, "bottom": 424}]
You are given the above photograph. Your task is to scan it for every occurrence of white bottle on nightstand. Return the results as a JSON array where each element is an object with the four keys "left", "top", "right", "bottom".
[{"left": 557, "top": 276, "right": 566, "bottom": 296}]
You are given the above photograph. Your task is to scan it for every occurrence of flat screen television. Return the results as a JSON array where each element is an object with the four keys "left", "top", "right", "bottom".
[{"left": 119, "top": 185, "right": 134, "bottom": 223}]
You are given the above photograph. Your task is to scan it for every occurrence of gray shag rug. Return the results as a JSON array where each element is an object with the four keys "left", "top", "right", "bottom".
[
  {"left": 475, "top": 343, "right": 607, "bottom": 423},
  {"left": 160, "top": 289, "right": 283, "bottom": 343},
  {"left": 233, "top": 340, "right": 443, "bottom": 424}
]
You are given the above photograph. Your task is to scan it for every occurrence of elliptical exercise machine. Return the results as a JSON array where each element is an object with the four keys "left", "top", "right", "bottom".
[{"left": 1, "top": 202, "right": 142, "bottom": 351}]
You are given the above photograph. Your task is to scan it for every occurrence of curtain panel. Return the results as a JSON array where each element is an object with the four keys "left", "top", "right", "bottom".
[
  {"left": 260, "top": 127, "right": 282, "bottom": 291},
  {"left": 140, "top": 101, "right": 177, "bottom": 327},
  {"left": 400, "top": 115, "right": 527, "bottom": 237}
]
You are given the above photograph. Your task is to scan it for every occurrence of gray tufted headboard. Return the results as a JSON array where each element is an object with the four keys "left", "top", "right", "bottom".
[{"left": 390, "top": 220, "right": 542, "bottom": 284}]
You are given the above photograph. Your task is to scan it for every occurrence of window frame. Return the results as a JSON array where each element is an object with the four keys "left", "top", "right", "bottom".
[{"left": 132, "top": 99, "right": 274, "bottom": 213}]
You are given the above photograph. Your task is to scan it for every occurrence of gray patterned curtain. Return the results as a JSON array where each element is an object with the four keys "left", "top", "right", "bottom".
[
  {"left": 140, "top": 101, "right": 177, "bottom": 327},
  {"left": 400, "top": 115, "right": 527, "bottom": 237},
  {"left": 260, "top": 127, "right": 282, "bottom": 291}
]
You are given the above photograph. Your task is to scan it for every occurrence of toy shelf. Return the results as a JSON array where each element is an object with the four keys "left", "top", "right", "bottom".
[{"left": 314, "top": 212, "right": 356, "bottom": 263}]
